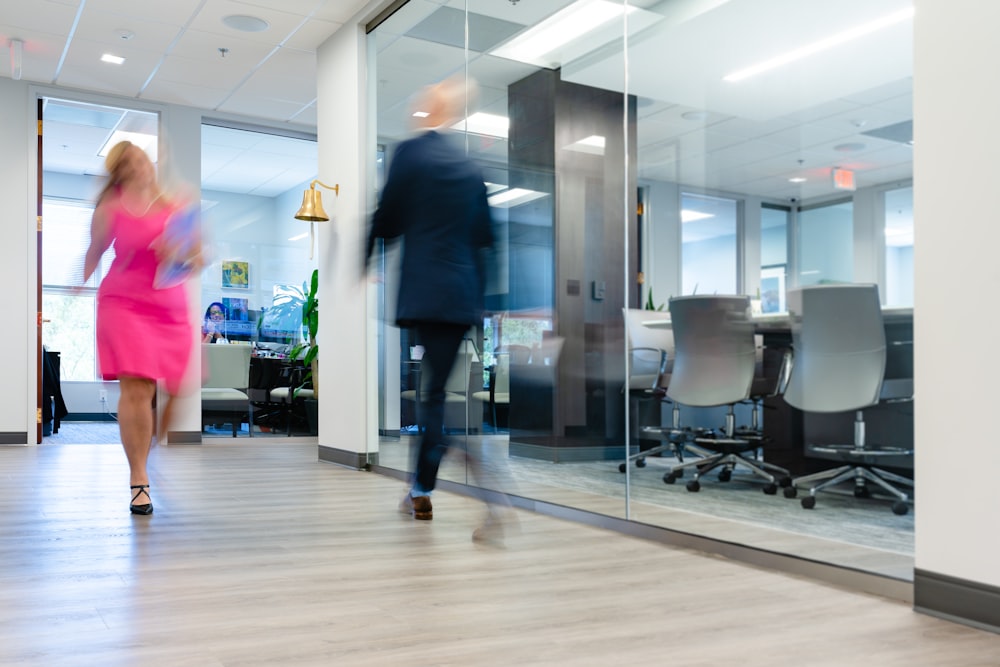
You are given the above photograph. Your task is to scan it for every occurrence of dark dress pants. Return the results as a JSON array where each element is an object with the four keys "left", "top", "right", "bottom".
[{"left": 412, "top": 322, "right": 469, "bottom": 494}]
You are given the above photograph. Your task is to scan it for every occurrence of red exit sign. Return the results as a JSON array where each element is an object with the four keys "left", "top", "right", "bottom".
[{"left": 832, "top": 168, "right": 856, "bottom": 191}]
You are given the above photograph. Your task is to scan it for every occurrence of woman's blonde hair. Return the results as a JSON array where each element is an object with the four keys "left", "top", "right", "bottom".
[{"left": 97, "top": 140, "right": 137, "bottom": 205}]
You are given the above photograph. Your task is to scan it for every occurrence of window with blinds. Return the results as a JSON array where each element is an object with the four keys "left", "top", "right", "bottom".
[{"left": 41, "top": 198, "right": 115, "bottom": 381}]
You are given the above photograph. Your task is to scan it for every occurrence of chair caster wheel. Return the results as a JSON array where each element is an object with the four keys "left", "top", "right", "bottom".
[
  {"left": 891, "top": 501, "right": 909, "bottom": 516},
  {"left": 779, "top": 476, "right": 793, "bottom": 488},
  {"left": 783, "top": 486, "right": 798, "bottom": 499},
  {"left": 854, "top": 485, "right": 872, "bottom": 499},
  {"left": 686, "top": 480, "right": 701, "bottom": 492},
  {"left": 801, "top": 496, "right": 816, "bottom": 509},
  {"left": 718, "top": 469, "right": 732, "bottom": 482},
  {"left": 618, "top": 463, "right": 627, "bottom": 473},
  {"left": 636, "top": 458, "right": 646, "bottom": 468},
  {"left": 762, "top": 483, "right": 778, "bottom": 495},
  {"left": 663, "top": 472, "right": 678, "bottom": 484}
]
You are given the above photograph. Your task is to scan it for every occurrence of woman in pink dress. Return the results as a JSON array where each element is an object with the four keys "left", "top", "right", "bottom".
[{"left": 83, "top": 141, "right": 200, "bottom": 515}]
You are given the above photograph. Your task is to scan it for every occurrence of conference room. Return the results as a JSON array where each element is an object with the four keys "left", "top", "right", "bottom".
[{"left": 367, "top": 0, "right": 914, "bottom": 581}]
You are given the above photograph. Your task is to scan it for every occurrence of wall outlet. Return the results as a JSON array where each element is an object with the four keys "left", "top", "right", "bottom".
[{"left": 99, "top": 389, "right": 107, "bottom": 401}]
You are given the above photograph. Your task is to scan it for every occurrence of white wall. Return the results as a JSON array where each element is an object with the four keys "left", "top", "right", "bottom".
[
  {"left": 914, "top": 0, "right": 1000, "bottom": 588},
  {"left": 0, "top": 77, "right": 32, "bottom": 441}
]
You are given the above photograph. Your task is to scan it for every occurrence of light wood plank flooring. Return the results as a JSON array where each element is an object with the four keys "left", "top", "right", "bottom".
[{"left": 0, "top": 442, "right": 996, "bottom": 665}]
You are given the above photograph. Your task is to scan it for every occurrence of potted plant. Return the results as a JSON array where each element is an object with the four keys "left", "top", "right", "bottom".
[{"left": 289, "top": 269, "right": 319, "bottom": 435}]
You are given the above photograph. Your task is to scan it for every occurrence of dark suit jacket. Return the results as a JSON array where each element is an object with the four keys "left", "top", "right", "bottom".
[{"left": 367, "top": 130, "right": 494, "bottom": 328}]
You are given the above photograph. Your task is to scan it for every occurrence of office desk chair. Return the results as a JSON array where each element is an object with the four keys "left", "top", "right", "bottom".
[
  {"left": 662, "top": 296, "right": 790, "bottom": 494},
  {"left": 473, "top": 352, "right": 510, "bottom": 431},
  {"left": 202, "top": 343, "right": 253, "bottom": 437},
  {"left": 268, "top": 363, "right": 314, "bottom": 435},
  {"left": 617, "top": 308, "right": 709, "bottom": 473},
  {"left": 781, "top": 284, "right": 913, "bottom": 515}
]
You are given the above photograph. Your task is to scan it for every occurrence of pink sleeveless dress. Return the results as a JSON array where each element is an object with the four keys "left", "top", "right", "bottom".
[{"left": 96, "top": 195, "right": 194, "bottom": 395}]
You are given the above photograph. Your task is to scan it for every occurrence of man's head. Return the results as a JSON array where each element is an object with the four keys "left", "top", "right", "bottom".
[{"left": 411, "top": 77, "right": 477, "bottom": 130}]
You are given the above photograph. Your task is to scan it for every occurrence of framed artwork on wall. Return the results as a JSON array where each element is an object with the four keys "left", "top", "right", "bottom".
[{"left": 222, "top": 260, "right": 249, "bottom": 289}]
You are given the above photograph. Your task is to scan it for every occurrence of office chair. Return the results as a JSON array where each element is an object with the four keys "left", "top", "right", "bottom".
[
  {"left": 661, "top": 295, "right": 791, "bottom": 494},
  {"left": 201, "top": 344, "right": 254, "bottom": 437},
  {"left": 473, "top": 352, "right": 510, "bottom": 431},
  {"left": 617, "top": 308, "right": 709, "bottom": 473},
  {"left": 780, "top": 284, "right": 913, "bottom": 515},
  {"left": 269, "top": 363, "right": 314, "bottom": 435},
  {"left": 401, "top": 343, "right": 484, "bottom": 434}
]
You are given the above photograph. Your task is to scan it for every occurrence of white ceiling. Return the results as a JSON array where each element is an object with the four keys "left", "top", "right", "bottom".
[{"left": 4, "top": 0, "right": 914, "bottom": 210}]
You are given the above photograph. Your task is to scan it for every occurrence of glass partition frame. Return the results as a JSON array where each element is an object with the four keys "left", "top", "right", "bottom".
[{"left": 368, "top": 0, "right": 915, "bottom": 580}]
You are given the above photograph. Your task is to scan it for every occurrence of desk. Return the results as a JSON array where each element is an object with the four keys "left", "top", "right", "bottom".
[{"left": 641, "top": 308, "right": 914, "bottom": 475}]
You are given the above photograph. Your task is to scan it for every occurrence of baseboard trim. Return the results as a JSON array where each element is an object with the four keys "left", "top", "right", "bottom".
[
  {"left": 66, "top": 412, "right": 118, "bottom": 422},
  {"left": 508, "top": 441, "right": 623, "bottom": 462},
  {"left": 369, "top": 464, "right": 911, "bottom": 603},
  {"left": 167, "top": 431, "right": 202, "bottom": 445},
  {"left": 0, "top": 432, "right": 29, "bottom": 445},
  {"left": 318, "top": 446, "right": 378, "bottom": 470},
  {"left": 914, "top": 569, "right": 1000, "bottom": 634}
]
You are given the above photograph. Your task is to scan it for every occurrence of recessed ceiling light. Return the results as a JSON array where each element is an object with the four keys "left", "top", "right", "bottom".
[
  {"left": 789, "top": 177, "right": 807, "bottom": 183},
  {"left": 492, "top": 0, "right": 635, "bottom": 64},
  {"left": 452, "top": 112, "right": 509, "bottom": 139},
  {"left": 101, "top": 54, "right": 125, "bottom": 65},
  {"left": 412, "top": 111, "right": 430, "bottom": 118},
  {"left": 222, "top": 15, "right": 270, "bottom": 33},
  {"left": 723, "top": 7, "right": 915, "bottom": 82},
  {"left": 565, "top": 135, "right": 605, "bottom": 155},
  {"left": 680, "top": 209, "right": 713, "bottom": 223},
  {"left": 488, "top": 187, "right": 548, "bottom": 208},
  {"left": 834, "top": 142, "right": 866, "bottom": 152}
]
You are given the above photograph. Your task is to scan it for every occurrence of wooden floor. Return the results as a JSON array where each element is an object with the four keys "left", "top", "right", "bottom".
[{"left": 1, "top": 443, "right": 997, "bottom": 666}]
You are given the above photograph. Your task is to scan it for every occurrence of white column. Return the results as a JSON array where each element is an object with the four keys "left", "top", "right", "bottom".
[
  {"left": 315, "top": 22, "right": 378, "bottom": 467},
  {"left": 1, "top": 78, "right": 32, "bottom": 443},
  {"left": 914, "top": 0, "right": 1000, "bottom": 624}
]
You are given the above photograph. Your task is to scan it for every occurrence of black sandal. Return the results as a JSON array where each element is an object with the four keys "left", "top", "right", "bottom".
[{"left": 130, "top": 484, "right": 153, "bottom": 515}]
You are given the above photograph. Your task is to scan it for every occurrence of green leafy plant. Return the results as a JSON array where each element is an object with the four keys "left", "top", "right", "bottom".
[
  {"left": 645, "top": 289, "right": 665, "bottom": 311},
  {"left": 289, "top": 268, "right": 319, "bottom": 398}
]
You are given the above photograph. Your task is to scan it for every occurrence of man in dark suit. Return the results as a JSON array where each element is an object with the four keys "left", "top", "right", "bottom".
[{"left": 366, "top": 79, "right": 494, "bottom": 522}]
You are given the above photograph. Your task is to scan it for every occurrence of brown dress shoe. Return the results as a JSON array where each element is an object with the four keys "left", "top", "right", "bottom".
[{"left": 411, "top": 495, "right": 433, "bottom": 520}]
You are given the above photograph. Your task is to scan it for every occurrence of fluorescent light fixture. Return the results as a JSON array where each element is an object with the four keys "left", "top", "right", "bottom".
[
  {"left": 789, "top": 177, "right": 807, "bottom": 183},
  {"left": 565, "top": 135, "right": 606, "bottom": 155},
  {"left": 98, "top": 130, "right": 158, "bottom": 161},
  {"left": 488, "top": 187, "right": 548, "bottom": 208},
  {"left": 483, "top": 182, "right": 508, "bottom": 195},
  {"left": 412, "top": 111, "right": 430, "bottom": 118},
  {"left": 288, "top": 232, "right": 309, "bottom": 242},
  {"left": 723, "top": 7, "right": 915, "bottom": 82},
  {"left": 681, "top": 209, "right": 714, "bottom": 223},
  {"left": 452, "top": 112, "right": 509, "bottom": 139},
  {"left": 101, "top": 53, "right": 125, "bottom": 65},
  {"left": 493, "top": 0, "right": 630, "bottom": 64}
]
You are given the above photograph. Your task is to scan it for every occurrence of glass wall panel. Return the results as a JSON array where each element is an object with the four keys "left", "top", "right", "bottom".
[
  {"left": 681, "top": 193, "right": 738, "bottom": 296},
  {"left": 370, "top": 0, "right": 914, "bottom": 580},
  {"left": 199, "top": 124, "right": 318, "bottom": 439},
  {"left": 798, "top": 200, "right": 854, "bottom": 286},
  {"left": 761, "top": 205, "right": 789, "bottom": 313},
  {"left": 884, "top": 186, "right": 914, "bottom": 306}
]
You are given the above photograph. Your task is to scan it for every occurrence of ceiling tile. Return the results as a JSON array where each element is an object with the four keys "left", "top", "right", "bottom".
[
  {"left": 56, "top": 38, "right": 165, "bottom": 97},
  {"left": 231, "top": 47, "right": 316, "bottom": 104}
]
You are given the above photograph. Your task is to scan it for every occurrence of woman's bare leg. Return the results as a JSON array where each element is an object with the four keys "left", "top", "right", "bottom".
[
  {"left": 157, "top": 392, "right": 178, "bottom": 444},
  {"left": 117, "top": 376, "right": 156, "bottom": 504}
]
